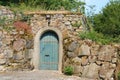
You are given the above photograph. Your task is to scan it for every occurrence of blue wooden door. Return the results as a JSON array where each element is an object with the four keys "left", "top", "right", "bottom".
[{"left": 40, "top": 31, "right": 59, "bottom": 70}]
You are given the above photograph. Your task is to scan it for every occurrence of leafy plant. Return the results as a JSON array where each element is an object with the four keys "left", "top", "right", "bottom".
[
  {"left": 93, "top": 0, "right": 120, "bottom": 38},
  {"left": 79, "top": 30, "right": 112, "bottom": 45},
  {"left": 64, "top": 66, "right": 74, "bottom": 75},
  {"left": 13, "top": 21, "right": 31, "bottom": 33},
  {"left": 13, "top": 21, "right": 33, "bottom": 39},
  {"left": 0, "top": 0, "right": 85, "bottom": 12},
  {"left": 118, "top": 72, "right": 120, "bottom": 80}
]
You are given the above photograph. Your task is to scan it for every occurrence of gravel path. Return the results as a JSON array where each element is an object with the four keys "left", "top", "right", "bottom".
[{"left": 0, "top": 70, "right": 94, "bottom": 80}]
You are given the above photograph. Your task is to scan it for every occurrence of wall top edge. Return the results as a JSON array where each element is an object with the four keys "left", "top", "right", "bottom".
[{"left": 24, "top": 11, "right": 82, "bottom": 15}]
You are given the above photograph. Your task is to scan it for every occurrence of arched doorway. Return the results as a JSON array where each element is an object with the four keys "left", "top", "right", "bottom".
[
  {"left": 33, "top": 27, "right": 63, "bottom": 72},
  {"left": 40, "top": 31, "right": 59, "bottom": 70}
]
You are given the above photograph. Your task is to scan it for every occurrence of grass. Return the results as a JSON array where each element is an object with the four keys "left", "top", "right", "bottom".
[
  {"left": 79, "top": 30, "right": 120, "bottom": 45},
  {"left": 64, "top": 66, "right": 74, "bottom": 75},
  {"left": 8, "top": 3, "right": 46, "bottom": 12}
]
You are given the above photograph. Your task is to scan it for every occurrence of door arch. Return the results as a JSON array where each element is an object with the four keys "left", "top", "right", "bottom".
[
  {"left": 40, "top": 31, "right": 59, "bottom": 70},
  {"left": 33, "top": 27, "right": 63, "bottom": 72}
]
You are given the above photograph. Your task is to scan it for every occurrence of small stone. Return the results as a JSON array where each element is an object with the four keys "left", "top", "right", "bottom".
[
  {"left": 19, "top": 31, "right": 24, "bottom": 34},
  {"left": 81, "top": 56, "right": 88, "bottom": 66},
  {"left": 88, "top": 56, "right": 97, "bottom": 63},
  {"left": 0, "top": 66, "right": 4, "bottom": 71},
  {"left": 0, "top": 59, "right": 6, "bottom": 65},
  {"left": 0, "top": 53, "right": 5, "bottom": 59},
  {"left": 0, "top": 31, "right": 2, "bottom": 37},
  {"left": 72, "top": 57, "right": 81, "bottom": 65},
  {"left": 64, "top": 58, "right": 70, "bottom": 67},
  {"left": 95, "top": 61, "right": 102, "bottom": 66},
  {"left": 112, "top": 58, "right": 117, "bottom": 63},
  {"left": 62, "top": 29, "right": 69, "bottom": 39},
  {"left": 109, "top": 63, "right": 116, "bottom": 69},
  {"left": 67, "top": 52, "right": 75, "bottom": 58},
  {"left": 65, "top": 21, "right": 71, "bottom": 26}
]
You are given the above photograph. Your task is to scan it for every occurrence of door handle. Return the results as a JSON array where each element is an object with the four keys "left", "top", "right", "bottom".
[{"left": 45, "top": 55, "right": 49, "bottom": 57}]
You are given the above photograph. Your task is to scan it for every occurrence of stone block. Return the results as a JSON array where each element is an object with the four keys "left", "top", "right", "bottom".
[
  {"left": 0, "top": 30, "right": 2, "bottom": 37},
  {"left": 2, "top": 38, "right": 11, "bottom": 45},
  {"left": 79, "top": 44, "right": 90, "bottom": 56},
  {"left": 64, "top": 58, "right": 70, "bottom": 67},
  {"left": 112, "top": 58, "right": 117, "bottom": 63},
  {"left": 0, "top": 53, "right": 5, "bottom": 59},
  {"left": 98, "top": 45, "right": 115, "bottom": 62},
  {"left": 73, "top": 65, "right": 83, "bottom": 74},
  {"left": 25, "top": 49, "right": 33, "bottom": 59},
  {"left": 67, "top": 52, "right": 75, "bottom": 58},
  {"left": 68, "top": 41, "right": 78, "bottom": 52},
  {"left": 81, "top": 65, "right": 89, "bottom": 78},
  {"left": 26, "top": 40, "right": 33, "bottom": 49},
  {"left": 87, "top": 63, "right": 99, "bottom": 79},
  {"left": 4, "top": 49, "right": 13, "bottom": 58},
  {"left": 82, "top": 63, "right": 99, "bottom": 79},
  {"left": 98, "top": 52, "right": 112, "bottom": 62},
  {"left": 13, "top": 39, "right": 26, "bottom": 51},
  {"left": 13, "top": 51, "right": 24, "bottom": 60},
  {"left": 109, "top": 63, "right": 116, "bottom": 69},
  {"left": 99, "top": 62, "right": 114, "bottom": 79},
  {"left": 62, "top": 29, "right": 69, "bottom": 39}
]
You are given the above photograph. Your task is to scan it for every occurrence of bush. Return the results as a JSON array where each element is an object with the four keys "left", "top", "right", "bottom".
[
  {"left": 64, "top": 66, "right": 74, "bottom": 75},
  {"left": 79, "top": 31, "right": 112, "bottom": 45},
  {"left": 118, "top": 72, "right": 120, "bottom": 80},
  {"left": 93, "top": 0, "right": 120, "bottom": 38}
]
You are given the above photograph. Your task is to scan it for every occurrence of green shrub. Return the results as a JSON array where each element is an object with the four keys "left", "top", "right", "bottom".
[
  {"left": 79, "top": 31, "right": 112, "bottom": 45},
  {"left": 64, "top": 66, "right": 74, "bottom": 75},
  {"left": 118, "top": 72, "right": 120, "bottom": 80}
]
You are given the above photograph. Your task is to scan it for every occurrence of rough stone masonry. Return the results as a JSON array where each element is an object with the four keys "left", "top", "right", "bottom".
[{"left": 0, "top": 6, "right": 120, "bottom": 80}]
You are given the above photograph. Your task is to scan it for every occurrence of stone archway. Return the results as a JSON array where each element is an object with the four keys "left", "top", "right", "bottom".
[{"left": 33, "top": 27, "right": 63, "bottom": 72}]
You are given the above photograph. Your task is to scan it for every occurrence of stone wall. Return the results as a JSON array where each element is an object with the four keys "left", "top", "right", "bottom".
[
  {"left": 63, "top": 38, "right": 118, "bottom": 80},
  {"left": 0, "top": 6, "right": 33, "bottom": 71},
  {"left": 0, "top": 6, "right": 120, "bottom": 80}
]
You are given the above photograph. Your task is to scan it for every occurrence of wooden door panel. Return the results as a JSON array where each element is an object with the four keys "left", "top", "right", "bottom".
[{"left": 40, "top": 31, "right": 58, "bottom": 70}]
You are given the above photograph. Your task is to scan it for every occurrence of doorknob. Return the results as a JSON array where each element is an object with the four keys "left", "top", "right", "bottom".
[{"left": 45, "top": 55, "right": 49, "bottom": 57}]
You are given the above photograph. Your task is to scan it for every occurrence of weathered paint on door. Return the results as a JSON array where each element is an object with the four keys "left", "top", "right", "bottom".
[{"left": 40, "top": 31, "right": 59, "bottom": 70}]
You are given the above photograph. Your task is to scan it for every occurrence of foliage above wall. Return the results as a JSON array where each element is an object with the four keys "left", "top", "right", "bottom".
[
  {"left": 0, "top": 0, "right": 85, "bottom": 13},
  {"left": 79, "top": 30, "right": 120, "bottom": 45},
  {"left": 93, "top": 0, "right": 120, "bottom": 38}
]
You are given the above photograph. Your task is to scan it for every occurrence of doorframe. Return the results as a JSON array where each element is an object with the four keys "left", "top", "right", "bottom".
[{"left": 33, "top": 27, "right": 63, "bottom": 72}]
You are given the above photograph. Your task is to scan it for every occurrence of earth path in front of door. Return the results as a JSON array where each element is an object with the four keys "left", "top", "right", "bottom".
[{"left": 0, "top": 70, "right": 94, "bottom": 80}]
